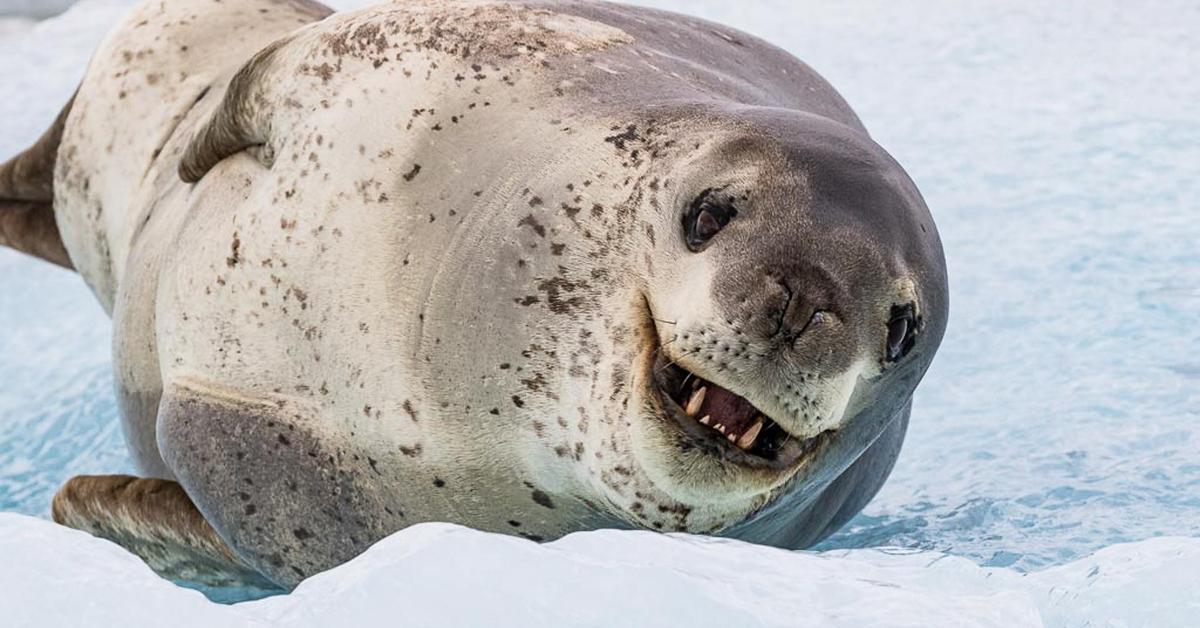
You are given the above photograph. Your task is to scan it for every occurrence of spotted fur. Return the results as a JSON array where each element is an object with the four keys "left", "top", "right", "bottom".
[{"left": 24, "top": 0, "right": 947, "bottom": 588}]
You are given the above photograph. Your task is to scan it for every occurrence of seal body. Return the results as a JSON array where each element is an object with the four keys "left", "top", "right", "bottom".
[{"left": 34, "top": 0, "right": 948, "bottom": 587}]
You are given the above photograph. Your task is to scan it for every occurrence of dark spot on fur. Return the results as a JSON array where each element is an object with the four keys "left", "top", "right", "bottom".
[
  {"left": 536, "top": 277, "right": 589, "bottom": 314},
  {"left": 604, "top": 124, "right": 639, "bottom": 150},
  {"left": 433, "top": 477, "right": 446, "bottom": 487},
  {"left": 518, "top": 214, "right": 546, "bottom": 237},
  {"left": 402, "top": 163, "right": 422, "bottom": 182},
  {"left": 226, "top": 233, "right": 241, "bottom": 267},
  {"left": 531, "top": 489, "right": 555, "bottom": 509},
  {"left": 293, "top": 527, "right": 313, "bottom": 541},
  {"left": 521, "top": 372, "right": 547, "bottom": 392}
]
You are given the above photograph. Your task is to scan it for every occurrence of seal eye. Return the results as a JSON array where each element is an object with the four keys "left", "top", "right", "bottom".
[
  {"left": 682, "top": 189, "right": 737, "bottom": 251},
  {"left": 886, "top": 304, "right": 917, "bottom": 362}
]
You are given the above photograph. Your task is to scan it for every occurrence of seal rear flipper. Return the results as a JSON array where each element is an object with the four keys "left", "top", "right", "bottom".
[
  {"left": 0, "top": 96, "right": 74, "bottom": 268},
  {"left": 51, "top": 475, "right": 277, "bottom": 590}
]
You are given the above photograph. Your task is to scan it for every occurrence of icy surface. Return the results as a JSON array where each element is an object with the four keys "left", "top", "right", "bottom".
[
  {"left": 4, "top": 512, "right": 1200, "bottom": 628},
  {"left": 0, "top": 0, "right": 1198, "bottom": 625},
  {"left": 0, "top": 0, "right": 75, "bottom": 18}
]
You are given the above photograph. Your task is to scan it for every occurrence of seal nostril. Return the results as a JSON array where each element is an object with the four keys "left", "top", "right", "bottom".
[
  {"left": 790, "top": 309, "right": 832, "bottom": 347},
  {"left": 775, "top": 278, "right": 832, "bottom": 340}
]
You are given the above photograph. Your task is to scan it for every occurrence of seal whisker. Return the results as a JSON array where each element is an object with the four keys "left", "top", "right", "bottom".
[
  {"left": 649, "top": 335, "right": 679, "bottom": 364},
  {"left": 655, "top": 347, "right": 703, "bottom": 376},
  {"left": 677, "top": 372, "right": 695, "bottom": 394}
]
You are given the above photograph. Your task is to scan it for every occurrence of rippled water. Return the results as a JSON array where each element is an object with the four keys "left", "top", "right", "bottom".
[{"left": 1, "top": 0, "right": 1198, "bottom": 578}]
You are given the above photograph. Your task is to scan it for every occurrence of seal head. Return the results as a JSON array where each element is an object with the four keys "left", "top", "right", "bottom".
[{"left": 618, "top": 107, "right": 947, "bottom": 534}]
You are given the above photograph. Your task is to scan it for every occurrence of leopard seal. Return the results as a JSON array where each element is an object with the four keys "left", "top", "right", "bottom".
[{"left": 0, "top": 0, "right": 947, "bottom": 588}]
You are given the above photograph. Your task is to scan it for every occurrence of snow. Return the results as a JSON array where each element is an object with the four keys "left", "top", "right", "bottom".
[
  {"left": 1, "top": 0, "right": 1198, "bottom": 625},
  {"left": 4, "top": 512, "right": 1198, "bottom": 627}
]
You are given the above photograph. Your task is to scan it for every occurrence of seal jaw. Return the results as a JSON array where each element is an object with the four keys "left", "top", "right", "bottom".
[{"left": 644, "top": 330, "right": 834, "bottom": 474}]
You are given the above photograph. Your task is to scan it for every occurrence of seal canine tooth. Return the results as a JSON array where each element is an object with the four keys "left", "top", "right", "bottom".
[
  {"left": 736, "top": 419, "right": 764, "bottom": 450},
  {"left": 685, "top": 386, "right": 707, "bottom": 416},
  {"left": 699, "top": 415, "right": 711, "bottom": 426}
]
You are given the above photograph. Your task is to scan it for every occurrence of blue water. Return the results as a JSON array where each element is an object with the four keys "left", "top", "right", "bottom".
[{"left": 1, "top": 0, "right": 1198, "bottom": 579}]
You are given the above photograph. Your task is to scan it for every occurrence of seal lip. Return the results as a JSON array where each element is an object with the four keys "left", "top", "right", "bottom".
[{"left": 644, "top": 335, "right": 833, "bottom": 473}]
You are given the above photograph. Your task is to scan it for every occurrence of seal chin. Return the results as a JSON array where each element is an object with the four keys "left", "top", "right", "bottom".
[{"left": 648, "top": 351, "right": 832, "bottom": 472}]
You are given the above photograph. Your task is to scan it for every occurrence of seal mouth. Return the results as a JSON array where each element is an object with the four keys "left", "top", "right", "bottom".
[{"left": 649, "top": 348, "right": 832, "bottom": 471}]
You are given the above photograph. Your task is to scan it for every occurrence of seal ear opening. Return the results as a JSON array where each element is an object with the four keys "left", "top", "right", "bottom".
[{"left": 178, "top": 38, "right": 291, "bottom": 184}]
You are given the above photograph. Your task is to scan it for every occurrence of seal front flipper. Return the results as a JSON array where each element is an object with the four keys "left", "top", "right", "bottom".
[
  {"left": 0, "top": 95, "right": 73, "bottom": 268},
  {"left": 51, "top": 475, "right": 276, "bottom": 590}
]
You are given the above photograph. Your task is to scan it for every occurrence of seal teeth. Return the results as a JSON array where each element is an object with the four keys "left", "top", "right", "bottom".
[
  {"left": 715, "top": 423, "right": 726, "bottom": 434},
  {"left": 685, "top": 386, "right": 707, "bottom": 417},
  {"left": 699, "top": 415, "right": 711, "bottom": 425},
  {"left": 736, "top": 418, "right": 764, "bottom": 450}
]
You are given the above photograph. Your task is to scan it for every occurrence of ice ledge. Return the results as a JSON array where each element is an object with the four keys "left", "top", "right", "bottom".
[{"left": 1, "top": 513, "right": 1196, "bottom": 627}]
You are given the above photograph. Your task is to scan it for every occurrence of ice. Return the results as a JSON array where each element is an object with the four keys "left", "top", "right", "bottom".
[
  {"left": 0, "top": 0, "right": 76, "bottom": 18},
  {"left": 1, "top": 0, "right": 1198, "bottom": 625},
  {"left": 5, "top": 511, "right": 1198, "bottom": 627}
]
